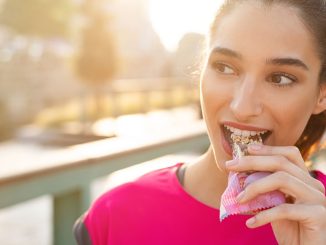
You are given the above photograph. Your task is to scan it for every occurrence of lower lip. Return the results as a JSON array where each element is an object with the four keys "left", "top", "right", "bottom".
[{"left": 221, "top": 129, "right": 233, "bottom": 156}]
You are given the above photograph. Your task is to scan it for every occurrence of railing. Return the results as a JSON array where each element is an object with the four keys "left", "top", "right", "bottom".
[
  {"left": 0, "top": 120, "right": 209, "bottom": 245},
  {"left": 83, "top": 78, "right": 199, "bottom": 118}
]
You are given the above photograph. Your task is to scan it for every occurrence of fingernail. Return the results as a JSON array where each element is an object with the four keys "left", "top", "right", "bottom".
[
  {"left": 246, "top": 217, "right": 256, "bottom": 227},
  {"left": 225, "top": 159, "right": 238, "bottom": 167},
  {"left": 236, "top": 191, "right": 245, "bottom": 202},
  {"left": 249, "top": 144, "right": 262, "bottom": 151}
]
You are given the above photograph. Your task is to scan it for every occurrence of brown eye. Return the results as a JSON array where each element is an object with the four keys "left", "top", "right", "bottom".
[
  {"left": 212, "top": 62, "right": 236, "bottom": 75},
  {"left": 267, "top": 73, "right": 297, "bottom": 87},
  {"left": 270, "top": 75, "right": 282, "bottom": 84}
]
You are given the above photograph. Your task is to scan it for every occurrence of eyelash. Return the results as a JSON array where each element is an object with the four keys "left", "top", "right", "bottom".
[
  {"left": 211, "top": 61, "right": 298, "bottom": 88},
  {"left": 211, "top": 62, "right": 237, "bottom": 75},
  {"left": 267, "top": 72, "right": 298, "bottom": 87}
]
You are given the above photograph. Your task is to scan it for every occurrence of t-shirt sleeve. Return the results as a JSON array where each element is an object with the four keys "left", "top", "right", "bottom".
[
  {"left": 74, "top": 193, "right": 112, "bottom": 245},
  {"left": 73, "top": 213, "right": 92, "bottom": 245}
]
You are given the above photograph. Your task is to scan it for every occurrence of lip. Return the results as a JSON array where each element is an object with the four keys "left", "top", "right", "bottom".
[
  {"left": 221, "top": 128, "right": 233, "bottom": 156},
  {"left": 222, "top": 121, "right": 271, "bottom": 132}
]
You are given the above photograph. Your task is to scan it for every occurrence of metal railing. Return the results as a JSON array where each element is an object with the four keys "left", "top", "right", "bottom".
[{"left": 0, "top": 120, "right": 209, "bottom": 245}]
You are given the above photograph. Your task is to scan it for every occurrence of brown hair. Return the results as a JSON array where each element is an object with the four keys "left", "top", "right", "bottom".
[{"left": 209, "top": 0, "right": 326, "bottom": 160}]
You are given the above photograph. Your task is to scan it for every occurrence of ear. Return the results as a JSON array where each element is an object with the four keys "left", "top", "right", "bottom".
[{"left": 313, "top": 83, "right": 326, "bottom": 114}]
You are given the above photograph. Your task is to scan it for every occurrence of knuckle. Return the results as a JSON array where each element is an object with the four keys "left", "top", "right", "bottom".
[
  {"left": 244, "top": 183, "right": 254, "bottom": 194},
  {"left": 239, "top": 157, "right": 252, "bottom": 169},
  {"left": 244, "top": 182, "right": 261, "bottom": 196},
  {"left": 278, "top": 204, "right": 292, "bottom": 214},
  {"left": 323, "top": 196, "right": 326, "bottom": 208},
  {"left": 242, "top": 156, "right": 252, "bottom": 164},
  {"left": 238, "top": 157, "right": 246, "bottom": 166},
  {"left": 275, "top": 155, "right": 287, "bottom": 170},
  {"left": 274, "top": 171, "right": 290, "bottom": 183},
  {"left": 313, "top": 191, "right": 326, "bottom": 206},
  {"left": 254, "top": 212, "right": 263, "bottom": 222},
  {"left": 322, "top": 200, "right": 326, "bottom": 210},
  {"left": 289, "top": 146, "right": 300, "bottom": 156},
  {"left": 315, "top": 180, "right": 326, "bottom": 195},
  {"left": 314, "top": 205, "right": 326, "bottom": 216},
  {"left": 289, "top": 146, "right": 305, "bottom": 165}
]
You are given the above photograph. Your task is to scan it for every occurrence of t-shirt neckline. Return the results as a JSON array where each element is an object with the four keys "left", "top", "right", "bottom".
[{"left": 172, "top": 162, "right": 220, "bottom": 213}]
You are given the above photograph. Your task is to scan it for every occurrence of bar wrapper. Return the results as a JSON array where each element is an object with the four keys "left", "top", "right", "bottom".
[{"left": 220, "top": 142, "right": 286, "bottom": 221}]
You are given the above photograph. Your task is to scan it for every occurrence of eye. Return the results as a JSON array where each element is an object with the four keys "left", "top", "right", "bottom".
[
  {"left": 267, "top": 73, "right": 297, "bottom": 87},
  {"left": 211, "top": 62, "right": 236, "bottom": 75}
]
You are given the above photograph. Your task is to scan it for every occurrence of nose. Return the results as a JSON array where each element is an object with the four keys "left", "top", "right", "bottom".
[{"left": 230, "top": 78, "right": 263, "bottom": 121}]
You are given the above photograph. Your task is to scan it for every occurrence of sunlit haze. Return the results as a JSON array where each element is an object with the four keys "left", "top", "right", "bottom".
[{"left": 149, "top": 0, "right": 223, "bottom": 51}]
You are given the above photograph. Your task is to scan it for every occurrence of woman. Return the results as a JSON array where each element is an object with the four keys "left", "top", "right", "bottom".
[{"left": 74, "top": 0, "right": 326, "bottom": 244}]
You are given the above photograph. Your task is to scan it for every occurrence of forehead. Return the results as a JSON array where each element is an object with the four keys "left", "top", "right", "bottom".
[{"left": 210, "top": 3, "right": 320, "bottom": 67}]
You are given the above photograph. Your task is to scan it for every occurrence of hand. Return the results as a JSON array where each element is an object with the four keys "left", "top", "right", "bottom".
[{"left": 226, "top": 144, "right": 326, "bottom": 245}]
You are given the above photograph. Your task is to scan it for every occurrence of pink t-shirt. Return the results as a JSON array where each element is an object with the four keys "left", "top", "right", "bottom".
[{"left": 75, "top": 163, "right": 326, "bottom": 245}]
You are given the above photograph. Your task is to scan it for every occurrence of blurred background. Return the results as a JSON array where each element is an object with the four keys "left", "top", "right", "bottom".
[
  {"left": 0, "top": 0, "right": 325, "bottom": 244},
  {"left": 0, "top": 0, "right": 221, "bottom": 143},
  {"left": 0, "top": 0, "right": 222, "bottom": 244}
]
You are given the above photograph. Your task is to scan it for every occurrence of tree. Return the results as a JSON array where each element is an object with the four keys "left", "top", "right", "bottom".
[
  {"left": 172, "top": 32, "right": 206, "bottom": 79},
  {"left": 75, "top": 10, "right": 118, "bottom": 120},
  {"left": 0, "top": 0, "right": 75, "bottom": 39}
]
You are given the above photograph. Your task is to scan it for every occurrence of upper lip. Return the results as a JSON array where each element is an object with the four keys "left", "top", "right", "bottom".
[{"left": 222, "top": 121, "right": 271, "bottom": 132}]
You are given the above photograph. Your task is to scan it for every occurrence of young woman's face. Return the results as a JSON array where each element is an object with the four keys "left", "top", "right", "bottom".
[{"left": 200, "top": 3, "right": 324, "bottom": 168}]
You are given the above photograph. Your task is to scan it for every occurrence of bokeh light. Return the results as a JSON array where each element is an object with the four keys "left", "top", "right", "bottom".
[{"left": 149, "top": 0, "right": 223, "bottom": 51}]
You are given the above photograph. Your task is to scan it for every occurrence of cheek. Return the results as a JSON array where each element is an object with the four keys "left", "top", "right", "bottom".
[
  {"left": 276, "top": 112, "right": 308, "bottom": 145},
  {"left": 200, "top": 71, "right": 232, "bottom": 113},
  {"left": 270, "top": 93, "right": 316, "bottom": 145},
  {"left": 200, "top": 72, "right": 226, "bottom": 136}
]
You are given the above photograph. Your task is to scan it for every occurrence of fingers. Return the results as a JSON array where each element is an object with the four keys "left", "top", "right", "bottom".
[
  {"left": 232, "top": 143, "right": 326, "bottom": 242},
  {"left": 248, "top": 144, "right": 306, "bottom": 171},
  {"left": 246, "top": 203, "right": 326, "bottom": 229},
  {"left": 226, "top": 155, "right": 324, "bottom": 194},
  {"left": 237, "top": 171, "right": 325, "bottom": 204}
]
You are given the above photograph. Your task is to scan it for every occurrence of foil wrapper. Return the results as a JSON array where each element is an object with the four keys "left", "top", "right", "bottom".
[{"left": 220, "top": 141, "right": 286, "bottom": 221}]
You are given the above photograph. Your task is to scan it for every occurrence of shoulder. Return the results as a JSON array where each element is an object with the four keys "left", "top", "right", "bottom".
[
  {"left": 85, "top": 162, "right": 182, "bottom": 219},
  {"left": 98, "top": 162, "right": 181, "bottom": 205},
  {"left": 75, "top": 163, "right": 182, "bottom": 244}
]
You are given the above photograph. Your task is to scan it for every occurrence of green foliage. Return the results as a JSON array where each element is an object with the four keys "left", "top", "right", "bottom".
[
  {"left": 75, "top": 14, "right": 117, "bottom": 85},
  {"left": 0, "top": 0, "right": 75, "bottom": 38},
  {"left": 74, "top": 9, "right": 118, "bottom": 119}
]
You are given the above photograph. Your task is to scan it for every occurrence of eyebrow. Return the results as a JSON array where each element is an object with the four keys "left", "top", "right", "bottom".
[
  {"left": 266, "top": 57, "right": 309, "bottom": 71},
  {"left": 209, "top": 47, "right": 242, "bottom": 59},
  {"left": 210, "top": 46, "right": 309, "bottom": 71}
]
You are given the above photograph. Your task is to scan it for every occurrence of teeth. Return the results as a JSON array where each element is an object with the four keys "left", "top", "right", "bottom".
[
  {"left": 242, "top": 130, "right": 251, "bottom": 137},
  {"left": 224, "top": 125, "right": 267, "bottom": 137},
  {"left": 234, "top": 129, "right": 242, "bottom": 136}
]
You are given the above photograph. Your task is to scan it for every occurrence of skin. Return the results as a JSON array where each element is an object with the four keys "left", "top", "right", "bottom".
[{"left": 183, "top": 2, "right": 326, "bottom": 245}]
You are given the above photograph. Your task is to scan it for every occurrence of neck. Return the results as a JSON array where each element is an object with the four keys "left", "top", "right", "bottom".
[{"left": 183, "top": 147, "right": 228, "bottom": 209}]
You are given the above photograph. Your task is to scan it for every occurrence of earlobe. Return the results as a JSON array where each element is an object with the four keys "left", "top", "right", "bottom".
[{"left": 313, "top": 84, "right": 326, "bottom": 114}]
